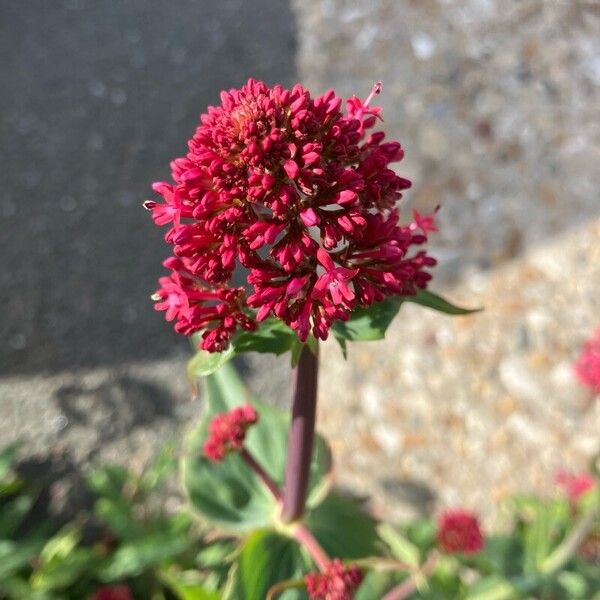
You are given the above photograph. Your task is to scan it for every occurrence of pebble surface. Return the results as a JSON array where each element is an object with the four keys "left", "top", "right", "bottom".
[
  {"left": 317, "top": 218, "right": 600, "bottom": 524},
  {"left": 290, "top": 0, "right": 600, "bottom": 523}
]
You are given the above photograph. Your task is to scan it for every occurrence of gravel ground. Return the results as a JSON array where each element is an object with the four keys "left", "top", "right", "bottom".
[
  {"left": 292, "top": 0, "right": 600, "bottom": 276},
  {"left": 291, "top": 0, "right": 600, "bottom": 524},
  {"left": 317, "top": 218, "right": 600, "bottom": 525}
]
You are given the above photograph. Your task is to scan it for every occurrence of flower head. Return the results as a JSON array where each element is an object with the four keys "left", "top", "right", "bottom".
[
  {"left": 305, "top": 559, "right": 363, "bottom": 600},
  {"left": 89, "top": 585, "right": 133, "bottom": 600},
  {"left": 574, "top": 327, "right": 600, "bottom": 395},
  {"left": 203, "top": 404, "right": 258, "bottom": 461},
  {"left": 437, "top": 509, "right": 484, "bottom": 554},
  {"left": 555, "top": 471, "right": 596, "bottom": 503},
  {"left": 146, "top": 79, "right": 436, "bottom": 351}
]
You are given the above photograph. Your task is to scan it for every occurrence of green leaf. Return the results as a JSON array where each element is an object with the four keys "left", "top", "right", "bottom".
[
  {"left": 520, "top": 498, "right": 569, "bottom": 574},
  {"left": 406, "top": 290, "right": 481, "bottom": 315},
  {"left": 470, "top": 534, "right": 523, "bottom": 577},
  {"left": 556, "top": 571, "right": 590, "bottom": 599},
  {"left": 0, "top": 538, "right": 45, "bottom": 580},
  {"left": 465, "top": 574, "right": 540, "bottom": 600},
  {"left": 96, "top": 531, "right": 191, "bottom": 581},
  {"left": 354, "top": 571, "right": 398, "bottom": 600},
  {"left": 196, "top": 539, "right": 237, "bottom": 569},
  {"left": 233, "top": 529, "right": 308, "bottom": 600},
  {"left": 188, "top": 345, "right": 236, "bottom": 381},
  {"left": 86, "top": 465, "right": 130, "bottom": 501},
  {"left": 306, "top": 492, "right": 380, "bottom": 559},
  {"left": 139, "top": 442, "right": 178, "bottom": 492},
  {"left": 0, "top": 492, "right": 35, "bottom": 538},
  {"left": 160, "top": 567, "right": 223, "bottom": 600},
  {"left": 378, "top": 524, "right": 421, "bottom": 567},
  {"left": 93, "top": 497, "right": 141, "bottom": 540},
  {"left": 233, "top": 319, "right": 298, "bottom": 356},
  {"left": 332, "top": 297, "right": 403, "bottom": 343},
  {"left": 38, "top": 525, "right": 79, "bottom": 565},
  {"left": 182, "top": 362, "right": 332, "bottom": 532},
  {"left": 403, "top": 519, "right": 437, "bottom": 556},
  {"left": 0, "top": 575, "right": 40, "bottom": 600},
  {"left": 31, "top": 526, "right": 96, "bottom": 591}
]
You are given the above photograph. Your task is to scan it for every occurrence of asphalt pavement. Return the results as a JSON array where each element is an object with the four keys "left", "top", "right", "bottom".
[
  {"left": 0, "top": 0, "right": 298, "bottom": 375},
  {"left": 0, "top": 1, "right": 296, "bottom": 515}
]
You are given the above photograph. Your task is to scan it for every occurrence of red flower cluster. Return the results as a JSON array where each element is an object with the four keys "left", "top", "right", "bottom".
[
  {"left": 89, "top": 585, "right": 133, "bottom": 600},
  {"left": 437, "top": 510, "right": 484, "bottom": 555},
  {"left": 574, "top": 327, "right": 600, "bottom": 395},
  {"left": 305, "top": 559, "right": 363, "bottom": 600},
  {"left": 555, "top": 471, "right": 596, "bottom": 503},
  {"left": 203, "top": 404, "right": 258, "bottom": 461},
  {"left": 146, "top": 79, "right": 436, "bottom": 352}
]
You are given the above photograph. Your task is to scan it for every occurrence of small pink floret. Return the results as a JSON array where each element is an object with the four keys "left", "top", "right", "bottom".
[
  {"left": 555, "top": 470, "right": 596, "bottom": 503},
  {"left": 203, "top": 405, "right": 258, "bottom": 462},
  {"left": 305, "top": 559, "right": 363, "bottom": 600},
  {"left": 573, "top": 327, "right": 600, "bottom": 395},
  {"left": 437, "top": 509, "right": 484, "bottom": 555}
]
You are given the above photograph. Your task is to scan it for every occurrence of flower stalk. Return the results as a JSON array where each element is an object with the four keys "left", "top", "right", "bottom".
[
  {"left": 240, "top": 447, "right": 282, "bottom": 501},
  {"left": 381, "top": 551, "right": 439, "bottom": 600},
  {"left": 540, "top": 501, "right": 600, "bottom": 576},
  {"left": 293, "top": 523, "right": 330, "bottom": 572},
  {"left": 281, "top": 342, "right": 319, "bottom": 522}
]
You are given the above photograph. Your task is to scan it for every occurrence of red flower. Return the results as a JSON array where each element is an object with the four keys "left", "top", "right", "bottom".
[
  {"left": 437, "top": 510, "right": 484, "bottom": 554},
  {"left": 555, "top": 471, "right": 596, "bottom": 503},
  {"left": 574, "top": 327, "right": 600, "bottom": 395},
  {"left": 203, "top": 405, "right": 258, "bottom": 461},
  {"left": 305, "top": 559, "right": 363, "bottom": 600},
  {"left": 312, "top": 248, "right": 359, "bottom": 306},
  {"left": 146, "top": 79, "right": 436, "bottom": 351},
  {"left": 89, "top": 585, "right": 133, "bottom": 600}
]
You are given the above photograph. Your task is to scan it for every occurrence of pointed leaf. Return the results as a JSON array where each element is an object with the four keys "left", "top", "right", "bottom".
[
  {"left": 233, "top": 529, "right": 308, "bottom": 600},
  {"left": 332, "top": 297, "right": 403, "bottom": 343},
  {"left": 96, "top": 531, "right": 191, "bottom": 581},
  {"left": 188, "top": 345, "right": 236, "bottom": 381},
  {"left": 0, "top": 493, "right": 36, "bottom": 538},
  {"left": 0, "top": 539, "right": 45, "bottom": 580},
  {"left": 378, "top": 524, "right": 421, "bottom": 567},
  {"left": 406, "top": 290, "right": 481, "bottom": 315},
  {"left": 160, "top": 567, "right": 223, "bottom": 600},
  {"left": 234, "top": 319, "right": 298, "bottom": 356},
  {"left": 355, "top": 571, "right": 398, "bottom": 600},
  {"left": 306, "top": 492, "right": 380, "bottom": 559}
]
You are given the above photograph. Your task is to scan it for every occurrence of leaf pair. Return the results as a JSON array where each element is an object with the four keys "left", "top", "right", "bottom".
[{"left": 187, "top": 290, "right": 480, "bottom": 378}]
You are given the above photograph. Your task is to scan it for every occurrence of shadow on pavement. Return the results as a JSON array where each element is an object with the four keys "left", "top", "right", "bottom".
[{"left": 0, "top": 0, "right": 298, "bottom": 375}]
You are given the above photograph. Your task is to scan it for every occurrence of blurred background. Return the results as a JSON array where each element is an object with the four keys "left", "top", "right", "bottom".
[{"left": 1, "top": 0, "right": 598, "bottom": 523}]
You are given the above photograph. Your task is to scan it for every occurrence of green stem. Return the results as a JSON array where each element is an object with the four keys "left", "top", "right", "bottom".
[
  {"left": 540, "top": 502, "right": 599, "bottom": 575},
  {"left": 266, "top": 578, "right": 305, "bottom": 600}
]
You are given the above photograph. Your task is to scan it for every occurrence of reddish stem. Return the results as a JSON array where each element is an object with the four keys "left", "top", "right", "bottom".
[
  {"left": 381, "top": 552, "right": 439, "bottom": 600},
  {"left": 240, "top": 447, "right": 282, "bottom": 501},
  {"left": 281, "top": 342, "right": 319, "bottom": 522},
  {"left": 293, "top": 523, "right": 330, "bottom": 572}
]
